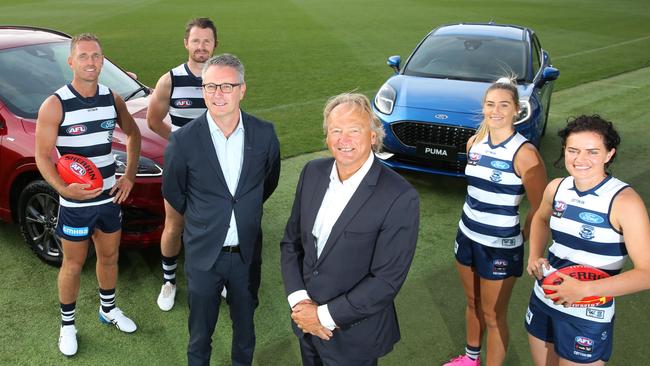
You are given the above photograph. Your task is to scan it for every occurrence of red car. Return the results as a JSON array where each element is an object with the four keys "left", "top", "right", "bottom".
[{"left": 0, "top": 26, "right": 167, "bottom": 265}]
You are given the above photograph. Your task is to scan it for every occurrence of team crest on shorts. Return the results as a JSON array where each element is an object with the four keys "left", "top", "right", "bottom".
[{"left": 552, "top": 200, "right": 567, "bottom": 218}]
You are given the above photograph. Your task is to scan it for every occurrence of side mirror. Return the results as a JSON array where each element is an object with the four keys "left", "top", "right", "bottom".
[
  {"left": 387, "top": 55, "right": 401, "bottom": 73},
  {"left": 541, "top": 66, "right": 559, "bottom": 81}
]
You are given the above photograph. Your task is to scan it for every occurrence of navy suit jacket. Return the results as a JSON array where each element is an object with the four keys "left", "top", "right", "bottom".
[
  {"left": 280, "top": 157, "right": 419, "bottom": 358},
  {"left": 162, "top": 111, "right": 280, "bottom": 271}
]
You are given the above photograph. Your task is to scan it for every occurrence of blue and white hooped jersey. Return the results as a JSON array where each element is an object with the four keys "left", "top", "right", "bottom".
[
  {"left": 54, "top": 84, "right": 117, "bottom": 208},
  {"left": 533, "top": 176, "right": 629, "bottom": 322},
  {"left": 169, "top": 63, "right": 206, "bottom": 130},
  {"left": 459, "top": 132, "right": 528, "bottom": 248}
]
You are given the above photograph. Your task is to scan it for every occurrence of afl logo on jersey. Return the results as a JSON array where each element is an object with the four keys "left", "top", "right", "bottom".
[
  {"left": 66, "top": 125, "right": 87, "bottom": 135},
  {"left": 579, "top": 225, "right": 595, "bottom": 240},
  {"left": 552, "top": 200, "right": 567, "bottom": 218},
  {"left": 174, "top": 99, "right": 193, "bottom": 108},
  {"left": 101, "top": 119, "right": 116, "bottom": 129},
  {"left": 467, "top": 152, "right": 481, "bottom": 166},
  {"left": 579, "top": 212, "right": 604, "bottom": 224},
  {"left": 69, "top": 162, "right": 87, "bottom": 176},
  {"left": 490, "top": 160, "right": 510, "bottom": 170}
]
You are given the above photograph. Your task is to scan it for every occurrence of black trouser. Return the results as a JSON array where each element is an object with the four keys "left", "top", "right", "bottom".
[
  {"left": 299, "top": 334, "right": 378, "bottom": 366},
  {"left": 186, "top": 250, "right": 261, "bottom": 366}
]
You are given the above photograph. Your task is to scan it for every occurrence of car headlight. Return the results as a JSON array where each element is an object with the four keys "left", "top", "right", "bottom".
[
  {"left": 515, "top": 99, "right": 531, "bottom": 125},
  {"left": 113, "top": 150, "right": 163, "bottom": 177},
  {"left": 374, "top": 83, "right": 396, "bottom": 115}
]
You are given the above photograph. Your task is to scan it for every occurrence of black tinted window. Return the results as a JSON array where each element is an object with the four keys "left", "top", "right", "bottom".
[
  {"left": 404, "top": 34, "right": 527, "bottom": 82},
  {"left": 0, "top": 41, "right": 144, "bottom": 119}
]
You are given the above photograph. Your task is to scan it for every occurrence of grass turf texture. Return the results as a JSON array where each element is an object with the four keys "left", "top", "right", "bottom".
[
  {"left": 2, "top": 0, "right": 649, "bottom": 159},
  {"left": 2, "top": 68, "right": 650, "bottom": 364}
]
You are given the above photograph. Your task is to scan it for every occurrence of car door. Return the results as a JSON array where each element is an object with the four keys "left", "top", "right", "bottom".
[{"left": 531, "top": 32, "right": 554, "bottom": 133}]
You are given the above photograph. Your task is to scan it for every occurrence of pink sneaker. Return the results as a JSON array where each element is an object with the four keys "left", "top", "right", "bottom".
[{"left": 442, "top": 355, "right": 480, "bottom": 366}]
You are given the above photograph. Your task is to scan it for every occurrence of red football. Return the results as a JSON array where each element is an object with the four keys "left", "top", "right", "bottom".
[
  {"left": 542, "top": 265, "right": 613, "bottom": 307},
  {"left": 56, "top": 154, "right": 103, "bottom": 190}
]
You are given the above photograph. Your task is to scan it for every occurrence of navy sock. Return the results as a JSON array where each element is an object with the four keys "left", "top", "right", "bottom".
[
  {"left": 465, "top": 344, "right": 481, "bottom": 360},
  {"left": 60, "top": 302, "right": 76, "bottom": 326},
  {"left": 162, "top": 255, "right": 178, "bottom": 285},
  {"left": 99, "top": 288, "right": 116, "bottom": 313}
]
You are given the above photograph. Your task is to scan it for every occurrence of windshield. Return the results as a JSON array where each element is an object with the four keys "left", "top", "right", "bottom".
[
  {"left": 403, "top": 34, "right": 528, "bottom": 82},
  {"left": 0, "top": 41, "right": 147, "bottom": 119}
]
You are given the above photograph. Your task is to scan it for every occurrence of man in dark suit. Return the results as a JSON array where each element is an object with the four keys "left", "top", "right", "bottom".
[
  {"left": 281, "top": 93, "right": 420, "bottom": 365},
  {"left": 162, "top": 53, "right": 280, "bottom": 366}
]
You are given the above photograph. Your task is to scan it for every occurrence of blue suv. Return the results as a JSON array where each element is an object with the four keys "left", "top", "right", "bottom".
[{"left": 373, "top": 23, "right": 559, "bottom": 176}]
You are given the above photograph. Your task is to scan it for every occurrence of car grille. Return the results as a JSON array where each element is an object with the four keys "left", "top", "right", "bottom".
[
  {"left": 391, "top": 121, "right": 476, "bottom": 150},
  {"left": 388, "top": 152, "right": 467, "bottom": 174}
]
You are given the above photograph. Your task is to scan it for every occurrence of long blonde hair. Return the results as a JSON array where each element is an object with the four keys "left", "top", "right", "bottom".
[{"left": 471, "top": 77, "right": 520, "bottom": 147}]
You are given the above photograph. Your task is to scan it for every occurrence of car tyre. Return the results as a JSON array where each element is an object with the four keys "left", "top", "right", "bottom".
[{"left": 17, "top": 180, "right": 94, "bottom": 266}]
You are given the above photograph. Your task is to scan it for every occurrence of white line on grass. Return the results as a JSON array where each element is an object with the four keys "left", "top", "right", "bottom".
[{"left": 555, "top": 35, "right": 650, "bottom": 60}]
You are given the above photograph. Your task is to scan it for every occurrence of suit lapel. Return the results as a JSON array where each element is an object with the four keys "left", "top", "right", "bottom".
[
  {"left": 304, "top": 160, "right": 331, "bottom": 262},
  {"left": 316, "top": 159, "right": 382, "bottom": 264},
  {"left": 197, "top": 115, "right": 229, "bottom": 190},
  {"left": 235, "top": 112, "right": 253, "bottom": 197}
]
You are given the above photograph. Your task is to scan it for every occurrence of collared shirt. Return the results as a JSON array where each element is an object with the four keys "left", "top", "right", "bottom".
[
  {"left": 206, "top": 110, "right": 245, "bottom": 247},
  {"left": 287, "top": 152, "right": 375, "bottom": 330}
]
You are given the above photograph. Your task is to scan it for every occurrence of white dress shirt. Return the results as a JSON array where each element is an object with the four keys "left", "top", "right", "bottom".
[
  {"left": 287, "top": 152, "right": 375, "bottom": 330},
  {"left": 206, "top": 111, "right": 244, "bottom": 247}
]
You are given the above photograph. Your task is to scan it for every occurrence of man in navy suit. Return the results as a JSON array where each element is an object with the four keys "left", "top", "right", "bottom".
[
  {"left": 281, "top": 93, "right": 420, "bottom": 365},
  {"left": 162, "top": 53, "right": 280, "bottom": 366}
]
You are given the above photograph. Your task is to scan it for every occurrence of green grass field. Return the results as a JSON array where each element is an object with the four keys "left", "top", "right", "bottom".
[
  {"left": 2, "top": 0, "right": 649, "bottom": 158},
  {"left": 2, "top": 0, "right": 650, "bottom": 365}
]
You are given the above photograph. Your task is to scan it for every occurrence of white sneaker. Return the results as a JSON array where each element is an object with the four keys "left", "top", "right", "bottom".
[
  {"left": 220, "top": 286, "right": 227, "bottom": 300},
  {"left": 157, "top": 282, "right": 176, "bottom": 311},
  {"left": 58, "top": 325, "right": 77, "bottom": 356},
  {"left": 99, "top": 307, "right": 137, "bottom": 333}
]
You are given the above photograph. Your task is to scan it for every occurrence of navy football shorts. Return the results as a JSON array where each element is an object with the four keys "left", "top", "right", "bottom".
[
  {"left": 525, "top": 294, "right": 613, "bottom": 363},
  {"left": 454, "top": 229, "right": 523, "bottom": 280},
  {"left": 56, "top": 202, "right": 122, "bottom": 242}
]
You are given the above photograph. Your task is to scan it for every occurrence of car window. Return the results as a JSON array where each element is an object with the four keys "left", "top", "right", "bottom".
[
  {"left": 531, "top": 34, "right": 542, "bottom": 76},
  {"left": 0, "top": 41, "right": 145, "bottom": 120},
  {"left": 403, "top": 34, "right": 527, "bottom": 82}
]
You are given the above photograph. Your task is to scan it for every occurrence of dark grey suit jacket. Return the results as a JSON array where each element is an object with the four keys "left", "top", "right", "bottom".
[
  {"left": 281, "top": 157, "right": 419, "bottom": 358},
  {"left": 163, "top": 111, "right": 280, "bottom": 271}
]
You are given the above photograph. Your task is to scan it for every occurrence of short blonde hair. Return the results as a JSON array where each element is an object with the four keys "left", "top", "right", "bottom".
[
  {"left": 70, "top": 33, "right": 102, "bottom": 54},
  {"left": 322, "top": 92, "right": 385, "bottom": 152}
]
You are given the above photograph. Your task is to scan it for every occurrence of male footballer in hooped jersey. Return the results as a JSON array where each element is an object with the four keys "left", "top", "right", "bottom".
[
  {"left": 35, "top": 33, "right": 141, "bottom": 357},
  {"left": 147, "top": 17, "right": 220, "bottom": 311}
]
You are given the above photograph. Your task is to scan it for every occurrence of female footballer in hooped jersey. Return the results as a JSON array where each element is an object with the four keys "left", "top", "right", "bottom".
[
  {"left": 444, "top": 77, "right": 548, "bottom": 366},
  {"left": 525, "top": 115, "right": 650, "bottom": 365}
]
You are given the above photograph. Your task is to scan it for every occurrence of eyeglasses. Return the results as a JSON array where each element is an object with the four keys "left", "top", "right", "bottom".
[{"left": 201, "top": 83, "right": 242, "bottom": 94}]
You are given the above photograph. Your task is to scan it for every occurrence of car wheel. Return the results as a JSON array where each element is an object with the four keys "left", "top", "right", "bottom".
[
  {"left": 17, "top": 180, "right": 95, "bottom": 266},
  {"left": 18, "top": 180, "right": 64, "bottom": 265}
]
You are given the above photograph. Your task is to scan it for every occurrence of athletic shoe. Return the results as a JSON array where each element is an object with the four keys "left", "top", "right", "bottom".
[
  {"left": 443, "top": 355, "right": 480, "bottom": 366},
  {"left": 99, "top": 307, "right": 137, "bottom": 333},
  {"left": 157, "top": 281, "right": 176, "bottom": 311},
  {"left": 220, "top": 286, "right": 227, "bottom": 299},
  {"left": 58, "top": 325, "right": 77, "bottom": 356}
]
